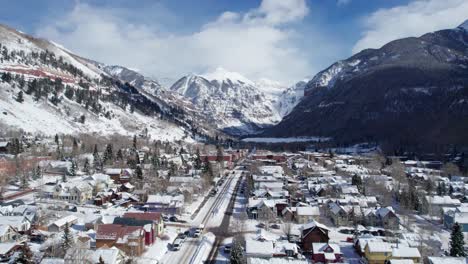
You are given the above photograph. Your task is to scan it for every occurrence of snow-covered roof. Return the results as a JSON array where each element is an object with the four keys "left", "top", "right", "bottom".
[
  {"left": 428, "top": 257, "right": 467, "bottom": 264},
  {"left": 312, "top": 243, "right": 341, "bottom": 254},
  {"left": 391, "top": 246, "right": 421, "bottom": 258},
  {"left": 49, "top": 215, "right": 78, "bottom": 228},
  {"left": 302, "top": 220, "right": 329, "bottom": 231},
  {"left": 389, "top": 260, "right": 416, "bottom": 264},
  {"left": 296, "top": 206, "right": 320, "bottom": 216},
  {"left": 247, "top": 258, "right": 308, "bottom": 264},
  {"left": 365, "top": 241, "right": 392, "bottom": 253},
  {"left": 245, "top": 239, "right": 274, "bottom": 257},
  {"left": 0, "top": 216, "right": 27, "bottom": 229},
  {"left": 0, "top": 224, "right": 12, "bottom": 236},
  {"left": 425, "top": 195, "right": 461, "bottom": 205},
  {"left": 0, "top": 242, "right": 17, "bottom": 255}
]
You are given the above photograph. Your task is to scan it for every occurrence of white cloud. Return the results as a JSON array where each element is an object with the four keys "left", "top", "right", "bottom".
[
  {"left": 36, "top": 0, "right": 313, "bottom": 85},
  {"left": 353, "top": 0, "right": 468, "bottom": 53},
  {"left": 337, "top": 0, "right": 351, "bottom": 7}
]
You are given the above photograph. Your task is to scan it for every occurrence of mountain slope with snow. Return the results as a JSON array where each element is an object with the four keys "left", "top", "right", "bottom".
[
  {"left": 265, "top": 21, "right": 468, "bottom": 148},
  {"left": 170, "top": 68, "right": 283, "bottom": 135},
  {"left": 0, "top": 23, "right": 220, "bottom": 141}
]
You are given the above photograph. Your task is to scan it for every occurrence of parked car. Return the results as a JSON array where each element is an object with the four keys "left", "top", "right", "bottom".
[
  {"left": 257, "top": 223, "right": 266, "bottom": 228},
  {"left": 172, "top": 238, "right": 183, "bottom": 251},
  {"left": 191, "top": 224, "right": 204, "bottom": 237},
  {"left": 169, "top": 216, "right": 179, "bottom": 222},
  {"left": 270, "top": 223, "right": 281, "bottom": 229},
  {"left": 177, "top": 233, "right": 187, "bottom": 240},
  {"left": 223, "top": 244, "right": 232, "bottom": 253}
]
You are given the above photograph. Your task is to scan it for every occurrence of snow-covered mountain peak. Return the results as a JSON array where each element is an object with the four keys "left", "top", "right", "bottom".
[
  {"left": 255, "top": 78, "right": 287, "bottom": 96},
  {"left": 202, "top": 67, "right": 254, "bottom": 86},
  {"left": 458, "top": 19, "right": 468, "bottom": 31}
]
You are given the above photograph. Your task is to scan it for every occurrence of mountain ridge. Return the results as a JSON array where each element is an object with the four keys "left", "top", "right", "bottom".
[{"left": 264, "top": 22, "right": 468, "bottom": 150}]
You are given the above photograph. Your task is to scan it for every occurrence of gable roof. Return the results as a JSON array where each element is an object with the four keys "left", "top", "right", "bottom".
[
  {"left": 365, "top": 241, "right": 392, "bottom": 253},
  {"left": 96, "top": 224, "right": 144, "bottom": 241},
  {"left": 391, "top": 246, "right": 421, "bottom": 258}
]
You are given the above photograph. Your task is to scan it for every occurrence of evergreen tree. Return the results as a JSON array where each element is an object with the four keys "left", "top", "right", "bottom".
[
  {"left": 133, "top": 135, "right": 137, "bottom": 149},
  {"left": 194, "top": 148, "right": 202, "bottom": 170},
  {"left": 93, "top": 144, "right": 102, "bottom": 172},
  {"left": 98, "top": 255, "right": 105, "bottom": 264},
  {"left": 15, "top": 243, "right": 33, "bottom": 264},
  {"left": 449, "top": 185, "right": 454, "bottom": 195},
  {"left": 135, "top": 166, "right": 143, "bottom": 180},
  {"left": 70, "top": 160, "right": 76, "bottom": 176},
  {"left": 16, "top": 90, "right": 24, "bottom": 103},
  {"left": 83, "top": 158, "right": 90, "bottom": 174},
  {"left": 103, "top": 144, "right": 114, "bottom": 165},
  {"left": 449, "top": 222, "right": 466, "bottom": 257},
  {"left": 20, "top": 173, "right": 29, "bottom": 189},
  {"left": 425, "top": 179, "right": 434, "bottom": 193},
  {"left": 116, "top": 148, "right": 123, "bottom": 164},
  {"left": 437, "top": 182, "right": 443, "bottom": 195},
  {"left": 55, "top": 134, "right": 59, "bottom": 145},
  {"left": 61, "top": 223, "right": 74, "bottom": 256},
  {"left": 230, "top": 237, "right": 245, "bottom": 264},
  {"left": 50, "top": 90, "right": 59, "bottom": 105},
  {"left": 36, "top": 165, "right": 42, "bottom": 179},
  {"left": 72, "top": 138, "right": 79, "bottom": 156},
  {"left": 351, "top": 174, "right": 363, "bottom": 192},
  {"left": 441, "top": 182, "right": 447, "bottom": 195}
]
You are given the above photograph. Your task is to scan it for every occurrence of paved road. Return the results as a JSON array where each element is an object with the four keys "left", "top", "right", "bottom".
[{"left": 160, "top": 169, "right": 242, "bottom": 264}]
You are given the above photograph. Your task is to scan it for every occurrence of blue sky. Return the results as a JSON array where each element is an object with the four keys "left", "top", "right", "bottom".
[{"left": 1, "top": 0, "right": 467, "bottom": 85}]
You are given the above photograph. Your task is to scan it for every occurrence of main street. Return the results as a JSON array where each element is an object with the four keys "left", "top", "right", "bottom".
[{"left": 160, "top": 166, "right": 243, "bottom": 264}]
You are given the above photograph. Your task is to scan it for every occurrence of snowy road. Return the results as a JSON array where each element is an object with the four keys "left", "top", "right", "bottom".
[{"left": 160, "top": 169, "right": 242, "bottom": 264}]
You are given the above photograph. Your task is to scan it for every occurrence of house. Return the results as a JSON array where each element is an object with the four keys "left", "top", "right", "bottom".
[
  {"left": 295, "top": 207, "right": 320, "bottom": 224},
  {"left": 328, "top": 203, "right": 350, "bottom": 226},
  {"left": 112, "top": 217, "right": 154, "bottom": 245},
  {"left": 0, "top": 216, "right": 31, "bottom": 233},
  {"left": 95, "top": 224, "right": 145, "bottom": 256},
  {"left": 301, "top": 221, "right": 330, "bottom": 252},
  {"left": 0, "top": 242, "right": 21, "bottom": 262},
  {"left": 245, "top": 239, "right": 274, "bottom": 259},
  {"left": 443, "top": 207, "right": 468, "bottom": 232},
  {"left": 53, "top": 181, "right": 93, "bottom": 204},
  {"left": 390, "top": 246, "right": 421, "bottom": 263},
  {"left": 273, "top": 241, "right": 299, "bottom": 258},
  {"left": 0, "top": 225, "right": 18, "bottom": 242},
  {"left": 144, "top": 194, "right": 184, "bottom": 215},
  {"left": 387, "top": 259, "right": 415, "bottom": 264},
  {"left": 104, "top": 168, "right": 133, "bottom": 184},
  {"left": 123, "top": 212, "right": 164, "bottom": 237},
  {"left": 48, "top": 215, "right": 78, "bottom": 232},
  {"left": 375, "top": 207, "right": 399, "bottom": 230},
  {"left": 64, "top": 247, "right": 127, "bottom": 264},
  {"left": 0, "top": 141, "right": 10, "bottom": 153},
  {"left": 362, "top": 207, "right": 399, "bottom": 229},
  {"left": 247, "top": 199, "right": 277, "bottom": 220},
  {"left": 364, "top": 241, "right": 392, "bottom": 264},
  {"left": 119, "top": 182, "right": 135, "bottom": 193},
  {"left": 311, "top": 243, "right": 343, "bottom": 263},
  {"left": 354, "top": 235, "right": 384, "bottom": 256},
  {"left": 94, "top": 190, "right": 116, "bottom": 206},
  {"left": 428, "top": 257, "right": 467, "bottom": 264},
  {"left": 424, "top": 195, "right": 461, "bottom": 216},
  {"left": 42, "top": 161, "right": 72, "bottom": 175}
]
